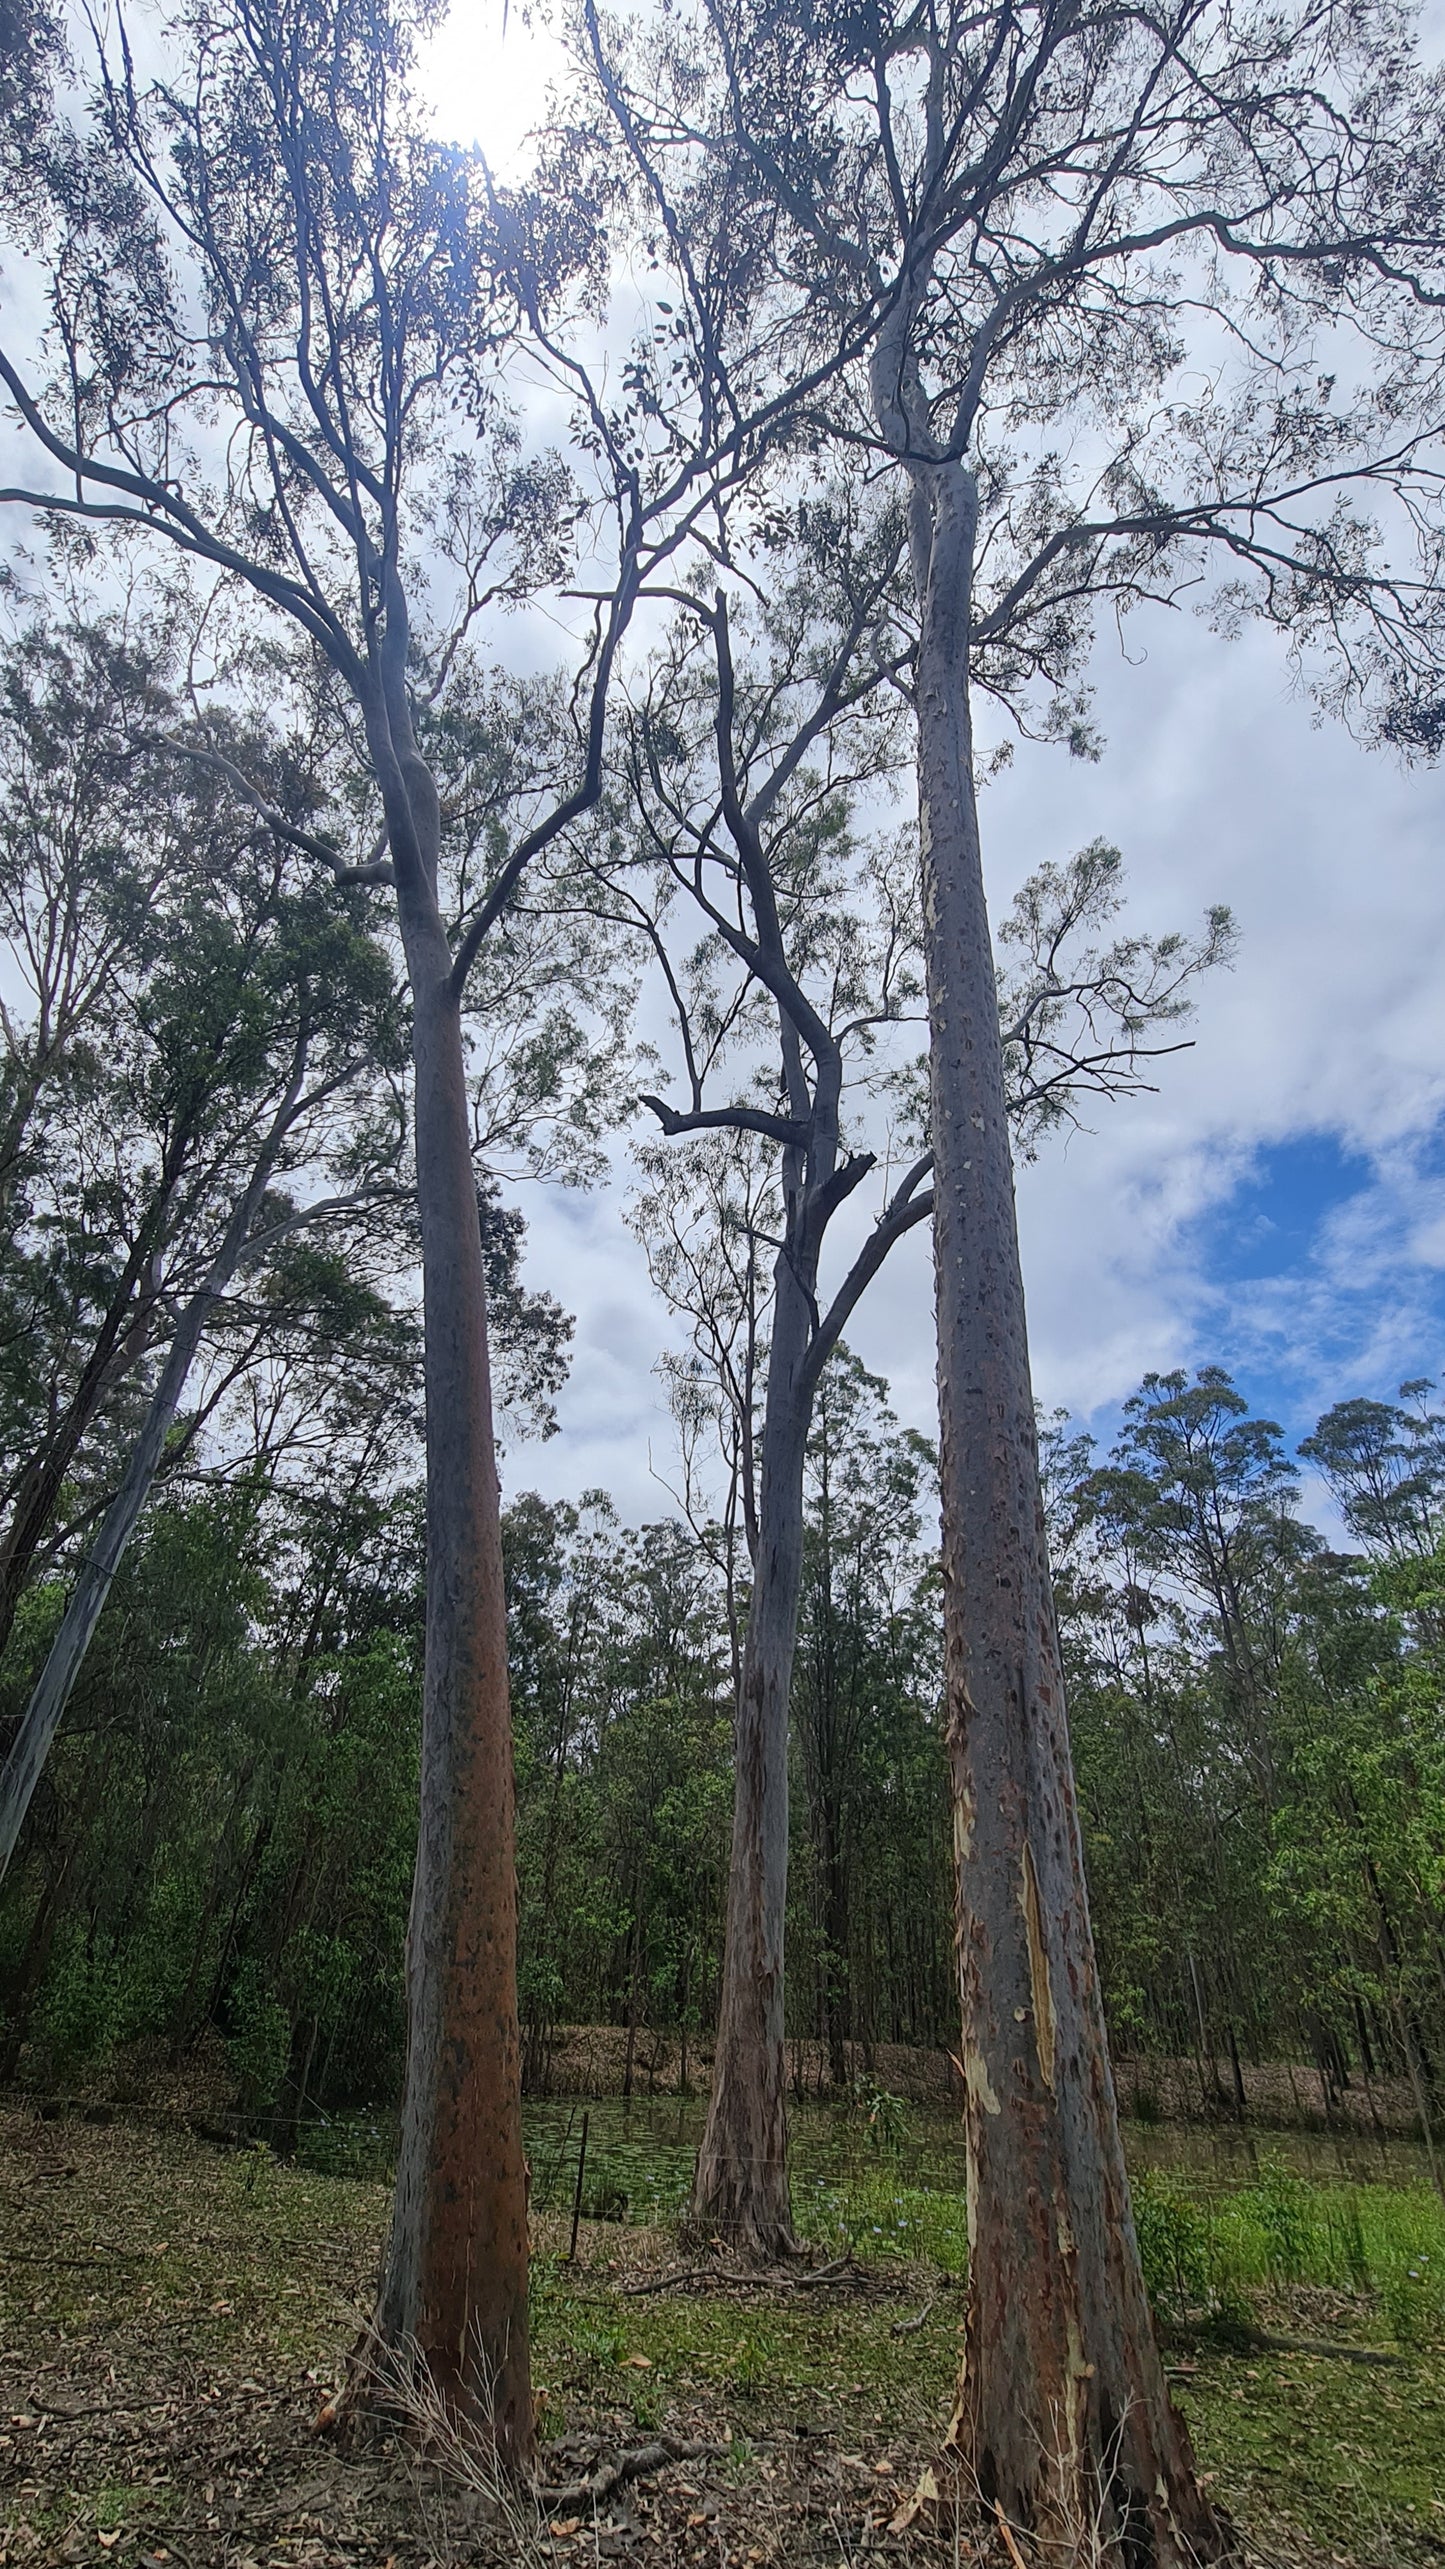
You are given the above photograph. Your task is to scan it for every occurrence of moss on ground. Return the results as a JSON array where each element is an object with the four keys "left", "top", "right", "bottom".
[{"left": 1180, "top": 2342, "right": 1445, "bottom": 2557}]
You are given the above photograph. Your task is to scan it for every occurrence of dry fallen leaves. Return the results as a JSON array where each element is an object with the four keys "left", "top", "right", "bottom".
[{"left": 888, "top": 2461, "right": 939, "bottom": 2535}]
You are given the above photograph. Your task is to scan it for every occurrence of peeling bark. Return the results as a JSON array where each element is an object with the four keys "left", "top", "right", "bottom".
[{"left": 910, "top": 455, "right": 1225, "bottom": 2561}]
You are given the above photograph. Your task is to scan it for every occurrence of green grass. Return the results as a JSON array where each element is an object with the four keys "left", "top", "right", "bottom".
[
  {"left": 524, "top": 2241, "right": 1445, "bottom": 2562},
  {"left": 554, "top": 2113, "right": 1445, "bottom": 2554},
  {"left": 1132, "top": 2155, "right": 1445, "bottom": 2344},
  {"left": 528, "top": 2246, "right": 960, "bottom": 2436},
  {"left": 7, "top": 2104, "right": 1445, "bottom": 2565},
  {"left": 787, "top": 2130, "right": 1445, "bottom": 2357},
  {"left": 1181, "top": 2344, "right": 1445, "bottom": 2551},
  {"left": 792, "top": 2166, "right": 971, "bottom": 2270}
]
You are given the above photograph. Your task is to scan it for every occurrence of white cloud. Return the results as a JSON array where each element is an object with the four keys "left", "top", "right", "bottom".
[
  {"left": 995, "top": 621, "right": 1445, "bottom": 1441},
  {"left": 500, "top": 611, "right": 1445, "bottom": 1507}
]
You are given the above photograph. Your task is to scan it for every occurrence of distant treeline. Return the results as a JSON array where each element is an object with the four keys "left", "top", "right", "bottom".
[{"left": 2, "top": 1356, "right": 1443, "bottom": 2154}]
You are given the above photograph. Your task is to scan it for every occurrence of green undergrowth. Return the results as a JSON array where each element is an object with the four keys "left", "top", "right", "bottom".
[
  {"left": 1132, "top": 2158, "right": 1445, "bottom": 2343},
  {"left": 528, "top": 2248, "right": 960, "bottom": 2433},
  {"left": 1180, "top": 2344, "right": 1445, "bottom": 2554},
  {"left": 522, "top": 2251, "right": 1445, "bottom": 2561},
  {"left": 792, "top": 2165, "right": 971, "bottom": 2269},
  {"left": 4, "top": 2107, "right": 1445, "bottom": 2565}
]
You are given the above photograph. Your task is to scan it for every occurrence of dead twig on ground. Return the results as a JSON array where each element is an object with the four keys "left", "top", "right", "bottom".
[
  {"left": 890, "top": 2298, "right": 936, "bottom": 2337},
  {"left": 28, "top": 2395, "right": 174, "bottom": 2419},
  {"left": 537, "top": 2433, "right": 720, "bottom": 2511}
]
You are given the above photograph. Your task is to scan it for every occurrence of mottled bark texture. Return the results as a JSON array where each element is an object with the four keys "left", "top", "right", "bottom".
[
  {"left": 911, "top": 457, "right": 1225, "bottom": 2561},
  {"left": 367, "top": 689, "right": 532, "bottom": 2465}
]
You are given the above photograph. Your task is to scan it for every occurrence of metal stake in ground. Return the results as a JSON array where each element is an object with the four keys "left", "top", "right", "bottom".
[{"left": 568, "top": 2113, "right": 590, "bottom": 2264}]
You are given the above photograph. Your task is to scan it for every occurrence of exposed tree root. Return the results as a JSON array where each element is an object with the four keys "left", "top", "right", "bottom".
[
  {"left": 536, "top": 2433, "right": 720, "bottom": 2511},
  {"left": 622, "top": 2250, "right": 862, "bottom": 2298},
  {"left": 621, "top": 2264, "right": 737, "bottom": 2297}
]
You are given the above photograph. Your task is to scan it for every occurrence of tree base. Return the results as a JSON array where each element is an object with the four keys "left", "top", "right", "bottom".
[
  {"left": 679, "top": 2205, "right": 800, "bottom": 2263},
  {"left": 318, "top": 2318, "right": 535, "bottom": 2476},
  {"left": 889, "top": 2444, "right": 1238, "bottom": 2568},
  {"left": 681, "top": 2158, "right": 799, "bottom": 2265},
  {"left": 686, "top": 2035, "right": 798, "bottom": 2264}
]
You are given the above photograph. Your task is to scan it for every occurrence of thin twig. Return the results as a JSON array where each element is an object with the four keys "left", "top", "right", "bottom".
[
  {"left": 28, "top": 2396, "right": 173, "bottom": 2420},
  {"left": 890, "top": 2298, "right": 937, "bottom": 2337}
]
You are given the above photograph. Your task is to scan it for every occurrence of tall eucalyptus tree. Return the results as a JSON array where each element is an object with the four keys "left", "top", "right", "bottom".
[
  {"left": 613, "top": 540, "right": 1229, "bottom": 2254},
  {"left": 0, "top": 0, "right": 659, "bottom": 2450},
  {"left": 583, "top": 0, "right": 1445, "bottom": 2539}
]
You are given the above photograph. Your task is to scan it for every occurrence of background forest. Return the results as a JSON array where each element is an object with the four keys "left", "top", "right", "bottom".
[
  {"left": 0, "top": 614, "right": 1440, "bottom": 2152},
  {"left": 5, "top": 1059, "right": 1444, "bottom": 2171},
  {"left": 3, "top": 0, "right": 1445, "bottom": 2553}
]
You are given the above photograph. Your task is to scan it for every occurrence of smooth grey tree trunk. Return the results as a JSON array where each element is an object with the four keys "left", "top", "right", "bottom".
[
  {"left": 909, "top": 455, "right": 1225, "bottom": 2560},
  {"left": 0, "top": 1069, "right": 304, "bottom": 1881},
  {"left": 0, "top": 1143, "right": 186, "bottom": 1661}
]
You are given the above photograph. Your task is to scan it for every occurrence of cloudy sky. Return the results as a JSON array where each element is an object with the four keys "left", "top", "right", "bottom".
[
  {"left": 0, "top": 7, "right": 1434, "bottom": 1537},
  {"left": 507, "top": 612, "right": 1445, "bottom": 1530},
  {"left": 416, "top": 12, "right": 1445, "bottom": 1530}
]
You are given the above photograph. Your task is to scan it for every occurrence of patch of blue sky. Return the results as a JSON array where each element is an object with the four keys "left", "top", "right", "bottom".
[{"left": 1182, "top": 1127, "right": 1445, "bottom": 1450}]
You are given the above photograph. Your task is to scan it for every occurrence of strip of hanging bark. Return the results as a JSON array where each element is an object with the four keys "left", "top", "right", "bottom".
[
  {"left": 993, "top": 2500, "right": 1030, "bottom": 2569},
  {"left": 537, "top": 2435, "right": 720, "bottom": 2510}
]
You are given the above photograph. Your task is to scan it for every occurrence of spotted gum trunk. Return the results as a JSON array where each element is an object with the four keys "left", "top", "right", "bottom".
[
  {"left": 913, "top": 457, "right": 1224, "bottom": 2561},
  {"left": 373, "top": 789, "right": 532, "bottom": 2465},
  {"left": 688, "top": 1247, "right": 810, "bottom": 2259}
]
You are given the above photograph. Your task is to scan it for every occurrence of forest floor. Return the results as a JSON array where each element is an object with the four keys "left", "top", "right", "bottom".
[{"left": 1, "top": 2102, "right": 1442, "bottom": 2569}]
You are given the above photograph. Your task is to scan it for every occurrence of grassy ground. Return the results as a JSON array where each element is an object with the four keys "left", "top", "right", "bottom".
[{"left": 1, "top": 2103, "right": 1442, "bottom": 2569}]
